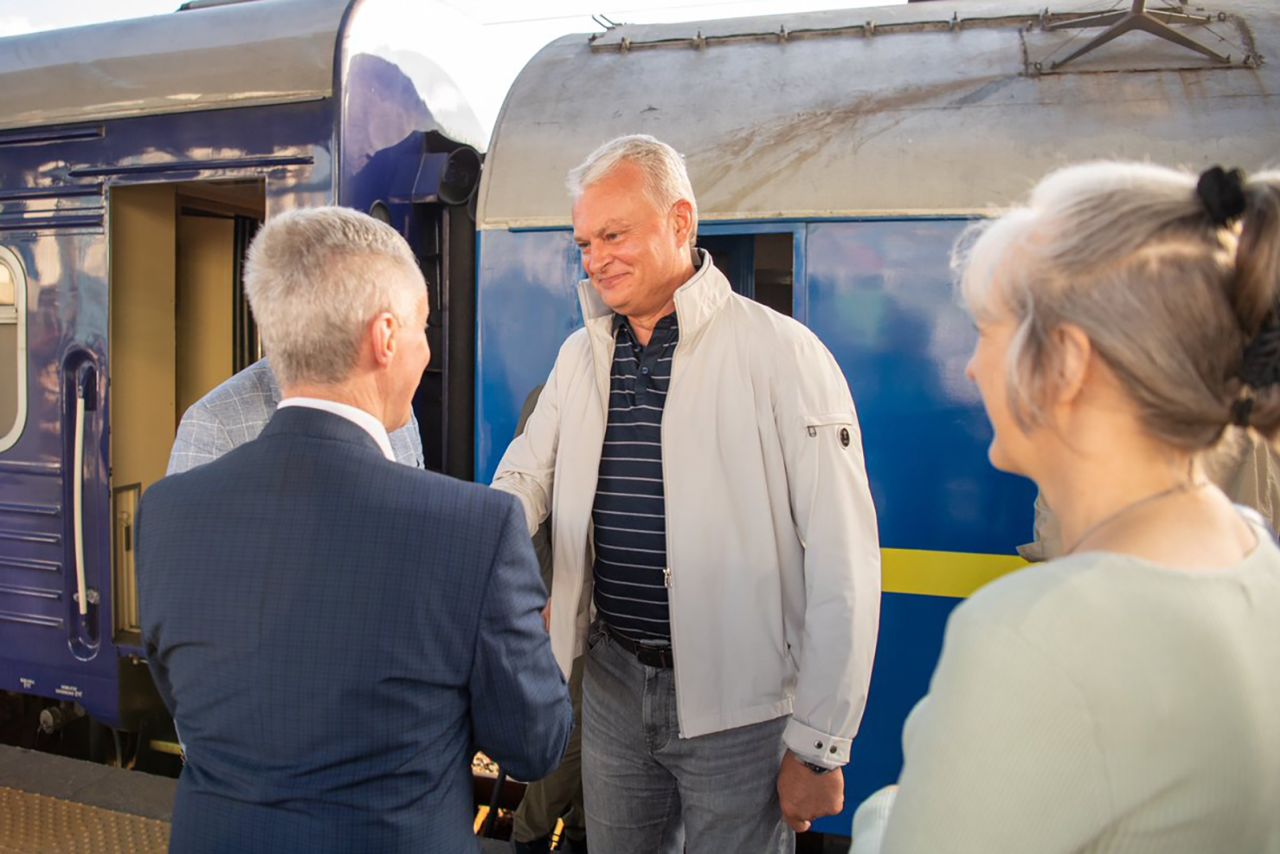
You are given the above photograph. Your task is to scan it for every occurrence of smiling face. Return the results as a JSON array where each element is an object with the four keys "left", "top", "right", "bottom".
[{"left": 572, "top": 160, "right": 694, "bottom": 320}]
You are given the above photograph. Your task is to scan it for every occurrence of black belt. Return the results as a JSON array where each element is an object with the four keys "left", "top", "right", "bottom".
[{"left": 603, "top": 623, "right": 674, "bottom": 669}]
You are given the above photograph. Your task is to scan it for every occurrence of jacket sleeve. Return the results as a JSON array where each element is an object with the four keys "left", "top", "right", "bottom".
[
  {"left": 468, "top": 495, "right": 573, "bottom": 781},
  {"left": 777, "top": 334, "right": 881, "bottom": 768},
  {"left": 167, "top": 400, "right": 234, "bottom": 475},
  {"left": 135, "top": 498, "right": 178, "bottom": 718},
  {"left": 491, "top": 355, "right": 565, "bottom": 534}
]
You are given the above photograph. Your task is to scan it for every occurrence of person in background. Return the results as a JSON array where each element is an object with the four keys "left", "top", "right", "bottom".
[
  {"left": 138, "top": 207, "right": 572, "bottom": 853},
  {"left": 493, "top": 134, "right": 881, "bottom": 853},
  {"left": 168, "top": 355, "right": 424, "bottom": 474},
  {"left": 852, "top": 163, "right": 1280, "bottom": 853}
]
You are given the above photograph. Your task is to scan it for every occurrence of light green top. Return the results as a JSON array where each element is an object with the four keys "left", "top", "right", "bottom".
[{"left": 853, "top": 520, "right": 1280, "bottom": 854}]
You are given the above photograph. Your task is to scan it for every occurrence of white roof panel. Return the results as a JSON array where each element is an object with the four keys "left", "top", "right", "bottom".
[
  {"left": 479, "top": 0, "right": 1279, "bottom": 228},
  {"left": 0, "top": 0, "right": 351, "bottom": 132}
]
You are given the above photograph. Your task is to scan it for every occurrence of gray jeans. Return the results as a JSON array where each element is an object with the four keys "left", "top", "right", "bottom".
[{"left": 581, "top": 623, "right": 793, "bottom": 854}]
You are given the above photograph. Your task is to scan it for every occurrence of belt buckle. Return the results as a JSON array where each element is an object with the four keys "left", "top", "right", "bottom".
[
  {"left": 637, "top": 644, "right": 673, "bottom": 669},
  {"left": 606, "top": 624, "right": 673, "bottom": 669}
]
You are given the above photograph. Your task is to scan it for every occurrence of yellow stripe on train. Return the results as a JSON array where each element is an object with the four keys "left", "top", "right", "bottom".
[{"left": 881, "top": 548, "right": 1029, "bottom": 599}]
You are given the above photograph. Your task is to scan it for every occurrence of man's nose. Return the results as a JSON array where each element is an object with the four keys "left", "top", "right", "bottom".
[{"left": 587, "top": 243, "right": 611, "bottom": 276}]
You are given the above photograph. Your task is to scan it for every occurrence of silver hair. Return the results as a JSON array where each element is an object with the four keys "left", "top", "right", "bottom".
[
  {"left": 955, "top": 160, "right": 1280, "bottom": 448},
  {"left": 244, "top": 206, "right": 425, "bottom": 388},
  {"left": 566, "top": 134, "right": 699, "bottom": 249}
]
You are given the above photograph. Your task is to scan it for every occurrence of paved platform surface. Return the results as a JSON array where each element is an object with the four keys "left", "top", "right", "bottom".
[
  {"left": 0, "top": 786, "right": 170, "bottom": 853},
  {"left": 0, "top": 746, "right": 176, "bottom": 852},
  {"left": 0, "top": 746, "right": 177, "bottom": 822},
  {"left": 0, "top": 745, "right": 514, "bottom": 853}
]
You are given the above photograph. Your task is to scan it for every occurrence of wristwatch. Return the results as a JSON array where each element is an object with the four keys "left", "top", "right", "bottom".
[{"left": 797, "top": 758, "right": 835, "bottom": 776}]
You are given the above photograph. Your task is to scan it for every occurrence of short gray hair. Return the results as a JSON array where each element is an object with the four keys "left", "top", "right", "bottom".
[
  {"left": 244, "top": 206, "right": 425, "bottom": 388},
  {"left": 956, "top": 160, "right": 1280, "bottom": 449},
  {"left": 567, "top": 134, "right": 699, "bottom": 249}
]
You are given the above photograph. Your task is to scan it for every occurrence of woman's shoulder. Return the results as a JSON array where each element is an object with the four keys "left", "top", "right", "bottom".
[
  {"left": 953, "top": 542, "right": 1280, "bottom": 666},
  {"left": 957, "top": 553, "right": 1114, "bottom": 627},
  {"left": 946, "top": 553, "right": 1168, "bottom": 666}
]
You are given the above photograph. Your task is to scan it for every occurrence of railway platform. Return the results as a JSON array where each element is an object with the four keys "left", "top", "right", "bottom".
[
  {"left": 0, "top": 745, "right": 516, "bottom": 853},
  {"left": 0, "top": 745, "right": 173, "bottom": 853}
]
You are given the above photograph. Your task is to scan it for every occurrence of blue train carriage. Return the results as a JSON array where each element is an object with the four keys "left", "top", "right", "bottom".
[
  {"left": 0, "top": 0, "right": 484, "bottom": 735},
  {"left": 474, "top": 0, "right": 1279, "bottom": 835}
]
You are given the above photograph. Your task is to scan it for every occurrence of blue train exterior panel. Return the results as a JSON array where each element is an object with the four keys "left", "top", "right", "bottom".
[
  {"left": 804, "top": 220, "right": 1036, "bottom": 556},
  {"left": 475, "top": 229, "right": 584, "bottom": 483}
]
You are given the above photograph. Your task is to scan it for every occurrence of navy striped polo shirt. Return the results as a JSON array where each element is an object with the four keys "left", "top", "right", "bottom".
[{"left": 591, "top": 312, "right": 678, "bottom": 645}]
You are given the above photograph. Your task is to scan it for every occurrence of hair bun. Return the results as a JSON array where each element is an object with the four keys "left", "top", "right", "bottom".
[{"left": 1197, "top": 166, "right": 1247, "bottom": 226}]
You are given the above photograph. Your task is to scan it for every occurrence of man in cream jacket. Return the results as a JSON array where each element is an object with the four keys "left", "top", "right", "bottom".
[{"left": 493, "top": 134, "right": 881, "bottom": 853}]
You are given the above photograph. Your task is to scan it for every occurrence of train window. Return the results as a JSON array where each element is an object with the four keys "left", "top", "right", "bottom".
[
  {"left": 0, "top": 247, "right": 27, "bottom": 452},
  {"left": 697, "top": 231, "right": 794, "bottom": 317}
]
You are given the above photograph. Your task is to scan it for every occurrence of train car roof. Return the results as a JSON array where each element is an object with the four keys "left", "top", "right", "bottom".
[
  {"left": 478, "top": 0, "right": 1280, "bottom": 228},
  {"left": 0, "top": 0, "right": 350, "bottom": 132}
]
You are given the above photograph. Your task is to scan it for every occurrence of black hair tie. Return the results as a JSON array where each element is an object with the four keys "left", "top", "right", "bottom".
[{"left": 1196, "top": 165, "right": 1247, "bottom": 226}]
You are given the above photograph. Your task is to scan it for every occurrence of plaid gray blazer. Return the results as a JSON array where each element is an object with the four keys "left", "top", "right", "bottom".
[{"left": 167, "top": 358, "right": 425, "bottom": 474}]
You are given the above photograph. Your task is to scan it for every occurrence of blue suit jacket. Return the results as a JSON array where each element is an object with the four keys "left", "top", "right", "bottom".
[{"left": 138, "top": 407, "right": 572, "bottom": 853}]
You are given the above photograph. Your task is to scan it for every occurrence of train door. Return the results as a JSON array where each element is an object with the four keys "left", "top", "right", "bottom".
[
  {"left": 696, "top": 225, "right": 802, "bottom": 318},
  {"left": 409, "top": 199, "right": 475, "bottom": 480},
  {"left": 107, "top": 180, "right": 264, "bottom": 651}
]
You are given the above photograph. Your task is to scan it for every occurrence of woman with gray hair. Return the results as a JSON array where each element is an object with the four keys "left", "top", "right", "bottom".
[{"left": 851, "top": 163, "right": 1280, "bottom": 853}]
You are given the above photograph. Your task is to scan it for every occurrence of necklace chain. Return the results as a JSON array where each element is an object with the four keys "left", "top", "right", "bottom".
[{"left": 1064, "top": 481, "right": 1207, "bottom": 555}]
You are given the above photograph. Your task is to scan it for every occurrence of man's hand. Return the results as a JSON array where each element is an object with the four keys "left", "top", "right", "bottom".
[
  {"left": 777, "top": 751, "right": 844, "bottom": 833},
  {"left": 541, "top": 601, "right": 551, "bottom": 632}
]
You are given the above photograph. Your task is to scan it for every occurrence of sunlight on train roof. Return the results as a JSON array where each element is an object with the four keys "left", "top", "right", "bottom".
[
  {"left": 0, "top": 0, "right": 350, "bottom": 132},
  {"left": 478, "top": 0, "right": 1275, "bottom": 229}
]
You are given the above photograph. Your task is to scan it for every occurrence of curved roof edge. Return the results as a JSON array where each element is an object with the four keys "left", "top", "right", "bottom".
[
  {"left": 479, "top": 0, "right": 1279, "bottom": 228},
  {"left": 0, "top": 0, "right": 351, "bottom": 132}
]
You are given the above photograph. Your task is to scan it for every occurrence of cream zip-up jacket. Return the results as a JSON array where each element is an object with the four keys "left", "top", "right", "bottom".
[{"left": 492, "top": 254, "right": 881, "bottom": 767}]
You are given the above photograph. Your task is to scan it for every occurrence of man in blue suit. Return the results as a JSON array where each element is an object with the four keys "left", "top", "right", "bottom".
[{"left": 137, "top": 206, "right": 572, "bottom": 853}]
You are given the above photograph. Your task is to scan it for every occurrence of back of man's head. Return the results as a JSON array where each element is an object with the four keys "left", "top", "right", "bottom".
[{"left": 244, "top": 206, "right": 424, "bottom": 388}]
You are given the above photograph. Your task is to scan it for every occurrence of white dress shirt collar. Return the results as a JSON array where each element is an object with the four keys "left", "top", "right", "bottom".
[{"left": 277, "top": 397, "right": 396, "bottom": 462}]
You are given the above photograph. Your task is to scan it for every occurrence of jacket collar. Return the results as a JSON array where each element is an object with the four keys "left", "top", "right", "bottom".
[
  {"left": 577, "top": 249, "right": 731, "bottom": 344},
  {"left": 259, "top": 405, "right": 384, "bottom": 458}
]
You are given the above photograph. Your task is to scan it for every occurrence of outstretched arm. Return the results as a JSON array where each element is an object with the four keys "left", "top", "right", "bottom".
[
  {"left": 492, "top": 350, "right": 569, "bottom": 534},
  {"left": 468, "top": 496, "right": 573, "bottom": 781}
]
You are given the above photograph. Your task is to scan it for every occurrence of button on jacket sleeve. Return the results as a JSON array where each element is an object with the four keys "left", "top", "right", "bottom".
[{"left": 776, "top": 334, "right": 881, "bottom": 768}]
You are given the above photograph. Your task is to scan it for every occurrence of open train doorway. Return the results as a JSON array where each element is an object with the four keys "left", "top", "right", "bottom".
[
  {"left": 697, "top": 229, "right": 797, "bottom": 318},
  {"left": 107, "top": 179, "right": 264, "bottom": 647}
]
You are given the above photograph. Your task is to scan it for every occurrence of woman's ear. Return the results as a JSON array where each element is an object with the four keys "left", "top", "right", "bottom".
[{"left": 1051, "top": 323, "right": 1093, "bottom": 406}]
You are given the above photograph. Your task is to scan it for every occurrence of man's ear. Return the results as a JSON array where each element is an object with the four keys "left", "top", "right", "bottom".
[
  {"left": 371, "top": 312, "right": 397, "bottom": 368},
  {"left": 1051, "top": 323, "right": 1093, "bottom": 406},
  {"left": 671, "top": 199, "right": 694, "bottom": 249}
]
